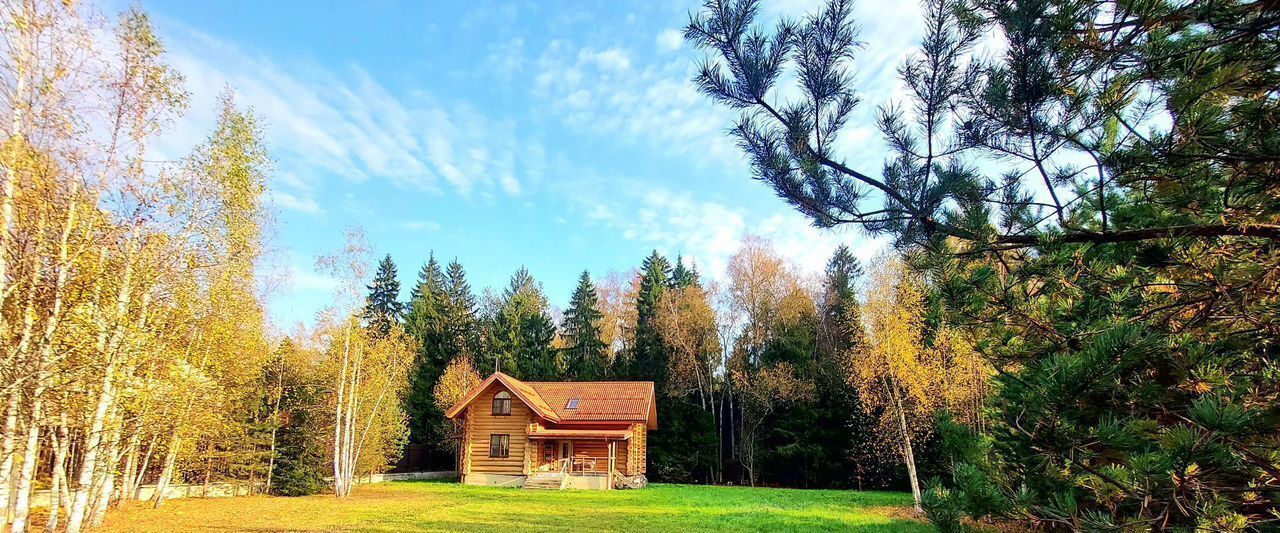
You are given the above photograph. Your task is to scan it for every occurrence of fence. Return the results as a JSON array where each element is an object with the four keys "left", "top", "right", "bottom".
[{"left": 390, "top": 444, "right": 457, "bottom": 473}]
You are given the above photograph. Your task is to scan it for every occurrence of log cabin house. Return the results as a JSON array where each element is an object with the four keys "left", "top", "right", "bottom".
[{"left": 444, "top": 372, "right": 655, "bottom": 490}]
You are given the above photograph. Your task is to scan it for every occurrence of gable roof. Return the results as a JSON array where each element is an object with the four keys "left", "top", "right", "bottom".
[
  {"left": 443, "top": 372, "right": 560, "bottom": 422},
  {"left": 444, "top": 372, "right": 657, "bottom": 429}
]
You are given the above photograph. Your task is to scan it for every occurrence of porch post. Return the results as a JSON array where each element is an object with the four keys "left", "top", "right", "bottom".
[{"left": 607, "top": 441, "right": 616, "bottom": 490}]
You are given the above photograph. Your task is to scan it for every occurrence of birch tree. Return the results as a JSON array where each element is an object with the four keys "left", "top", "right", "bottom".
[
  {"left": 0, "top": 2, "right": 274, "bottom": 530},
  {"left": 846, "top": 254, "right": 992, "bottom": 513},
  {"left": 723, "top": 237, "right": 817, "bottom": 486},
  {"left": 656, "top": 283, "right": 721, "bottom": 407},
  {"left": 317, "top": 229, "right": 414, "bottom": 497}
]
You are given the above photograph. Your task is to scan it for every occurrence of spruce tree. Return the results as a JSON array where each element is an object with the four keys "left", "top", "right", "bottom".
[
  {"left": 631, "top": 250, "right": 672, "bottom": 383},
  {"left": 561, "top": 271, "right": 607, "bottom": 380},
  {"left": 266, "top": 339, "right": 326, "bottom": 496},
  {"left": 441, "top": 259, "right": 481, "bottom": 368},
  {"left": 671, "top": 255, "right": 698, "bottom": 289},
  {"left": 825, "top": 245, "right": 862, "bottom": 304},
  {"left": 404, "top": 254, "right": 448, "bottom": 447},
  {"left": 488, "top": 267, "right": 558, "bottom": 380},
  {"left": 363, "top": 254, "right": 403, "bottom": 338}
]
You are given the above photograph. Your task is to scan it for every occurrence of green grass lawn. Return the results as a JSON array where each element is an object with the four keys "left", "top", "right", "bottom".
[{"left": 97, "top": 480, "right": 932, "bottom": 532}]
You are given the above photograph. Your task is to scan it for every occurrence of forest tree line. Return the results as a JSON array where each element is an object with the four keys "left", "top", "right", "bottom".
[{"left": 364, "top": 236, "right": 988, "bottom": 496}]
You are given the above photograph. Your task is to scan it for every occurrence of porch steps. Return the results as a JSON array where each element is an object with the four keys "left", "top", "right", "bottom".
[{"left": 522, "top": 472, "right": 565, "bottom": 490}]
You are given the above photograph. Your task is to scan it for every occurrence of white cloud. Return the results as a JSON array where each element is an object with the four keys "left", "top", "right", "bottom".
[
  {"left": 656, "top": 28, "right": 683, "bottom": 52},
  {"left": 578, "top": 183, "right": 867, "bottom": 281},
  {"left": 156, "top": 23, "right": 545, "bottom": 204},
  {"left": 400, "top": 220, "right": 443, "bottom": 232},
  {"left": 580, "top": 47, "right": 631, "bottom": 71},
  {"left": 499, "top": 174, "right": 521, "bottom": 195},
  {"left": 289, "top": 265, "right": 338, "bottom": 292},
  {"left": 269, "top": 190, "right": 322, "bottom": 214},
  {"left": 532, "top": 40, "right": 740, "bottom": 166}
]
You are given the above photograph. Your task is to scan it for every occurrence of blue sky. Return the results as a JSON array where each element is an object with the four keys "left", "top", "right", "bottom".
[{"left": 138, "top": 0, "right": 926, "bottom": 329}]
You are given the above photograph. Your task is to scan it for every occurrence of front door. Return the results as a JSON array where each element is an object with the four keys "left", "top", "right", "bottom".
[
  {"left": 559, "top": 441, "right": 573, "bottom": 470},
  {"left": 541, "top": 442, "right": 555, "bottom": 468}
]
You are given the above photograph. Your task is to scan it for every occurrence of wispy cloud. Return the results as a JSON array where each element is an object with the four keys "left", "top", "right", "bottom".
[
  {"left": 578, "top": 181, "right": 872, "bottom": 280},
  {"left": 269, "top": 190, "right": 323, "bottom": 214},
  {"left": 487, "top": 37, "right": 527, "bottom": 83},
  {"left": 532, "top": 39, "right": 741, "bottom": 166},
  {"left": 528, "top": 0, "right": 928, "bottom": 177},
  {"left": 400, "top": 220, "right": 443, "bottom": 232},
  {"left": 656, "top": 28, "right": 683, "bottom": 52},
  {"left": 288, "top": 265, "right": 339, "bottom": 292},
  {"left": 156, "top": 22, "right": 539, "bottom": 204}
]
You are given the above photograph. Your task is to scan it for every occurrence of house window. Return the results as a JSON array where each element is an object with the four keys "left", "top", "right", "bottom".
[
  {"left": 565, "top": 398, "right": 579, "bottom": 409},
  {"left": 492, "top": 391, "right": 511, "bottom": 416},
  {"left": 489, "top": 434, "right": 510, "bottom": 458}
]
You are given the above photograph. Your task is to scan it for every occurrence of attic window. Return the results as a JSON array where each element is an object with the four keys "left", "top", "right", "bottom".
[
  {"left": 492, "top": 391, "right": 512, "bottom": 416},
  {"left": 565, "top": 398, "right": 580, "bottom": 409}
]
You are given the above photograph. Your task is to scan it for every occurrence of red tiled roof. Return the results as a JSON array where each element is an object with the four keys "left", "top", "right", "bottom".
[
  {"left": 526, "top": 381, "right": 655, "bottom": 426},
  {"left": 444, "top": 373, "right": 657, "bottom": 429}
]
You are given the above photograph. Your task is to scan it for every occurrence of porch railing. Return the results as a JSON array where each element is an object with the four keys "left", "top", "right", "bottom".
[{"left": 561, "top": 457, "right": 605, "bottom": 475}]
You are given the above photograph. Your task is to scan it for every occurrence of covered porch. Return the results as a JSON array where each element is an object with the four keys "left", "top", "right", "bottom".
[{"left": 527, "top": 428, "right": 630, "bottom": 489}]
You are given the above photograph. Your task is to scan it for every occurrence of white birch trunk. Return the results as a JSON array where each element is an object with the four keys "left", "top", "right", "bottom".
[
  {"left": 265, "top": 353, "right": 283, "bottom": 494},
  {"left": 11, "top": 190, "right": 76, "bottom": 532},
  {"left": 0, "top": 2, "right": 33, "bottom": 517},
  {"left": 132, "top": 434, "right": 157, "bottom": 501},
  {"left": 45, "top": 411, "right": 69, "bottom": 533},
  {"left": 331, "top": 323, "right": 351, "bottom": 497},
  {"left": 891, "top": 383, "right": 922, "bottom": 513},
  {"left": 342, "top": 342, "right": 362, "bottom": 492},
  {"left": 4, "top": 247, "right": 43, "bottom": 525},
  {"left": 8, "top": 405, "right": 38, "bottom": 533},
  {"left": 150, "top": 430, "right": 180, "bottom": 508},
  {"left": 67, "top": 239, "right": 134, "bottom": 533},
  {"left": 118, "top": 431, "right": 140, "bottom": 505},
  {"left": 0, "top": 389, "right": 19, "bottom": 527},
  {"left": 89, "top": 404, "right": 124, "bottom": 527},
  {"left": 64, "top": 359, "right": 114, "bottom": 533}
]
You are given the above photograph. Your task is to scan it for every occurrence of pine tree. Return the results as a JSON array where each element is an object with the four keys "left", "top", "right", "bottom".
[
  {"left": 561, "top": 271, "right": 607, "bottom": 380},
  {"left": 363, "top": 254, "right": 403, "bottom": 338},
  {"left": 691, "top": 0, "right": 1280, "bottom": 527}
]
